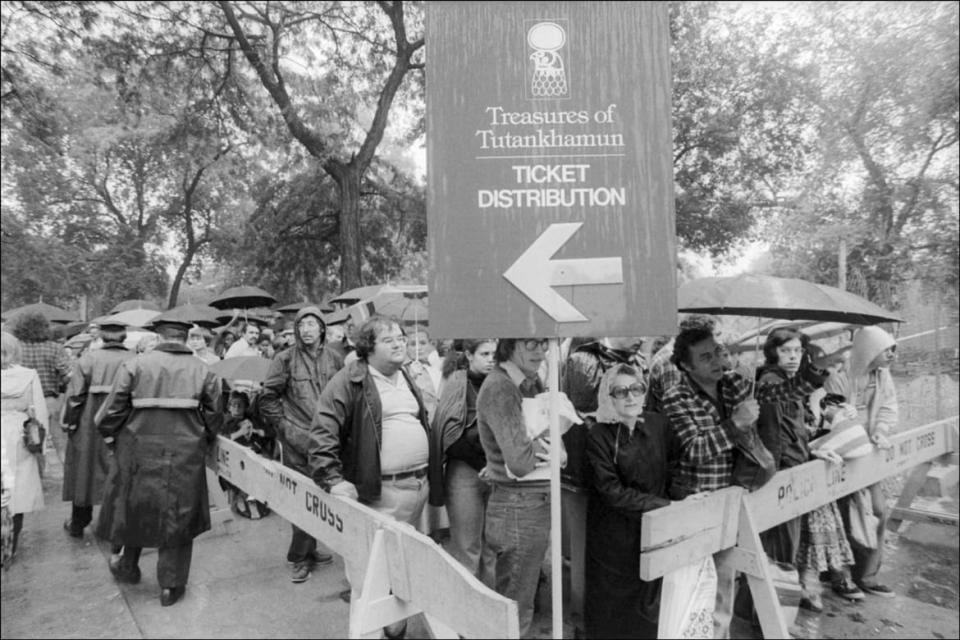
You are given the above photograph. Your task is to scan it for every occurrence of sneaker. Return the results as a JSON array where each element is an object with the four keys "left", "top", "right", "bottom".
[
  {"left": 800, "top": 593, "right": 824, "bottom": 613},
  {"left": 287, "top": 551, "right": 333, "bottom": 566},
  {"left": 857, "top": 582, "right": 895, "bottom": 598},
  {"left": 291, "top": 560, "right": 314, "bottom": 583},
  {"left": 832, "top": 578, "right": 865, "bottom": 601}
]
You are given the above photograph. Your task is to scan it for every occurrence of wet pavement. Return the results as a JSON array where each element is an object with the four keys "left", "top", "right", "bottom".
[{"left": 2, "top": 432, "right": 957, "bottom": 639}]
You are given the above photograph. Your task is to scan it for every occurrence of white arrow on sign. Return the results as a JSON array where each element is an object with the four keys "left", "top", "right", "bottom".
[{"left": 503, "top": 222, "right": 624, "bottom": 323}]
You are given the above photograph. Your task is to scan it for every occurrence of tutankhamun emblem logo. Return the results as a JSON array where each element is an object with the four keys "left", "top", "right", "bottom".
[{"left": 528, "top": 22, "right": 568, "bottom": 98}]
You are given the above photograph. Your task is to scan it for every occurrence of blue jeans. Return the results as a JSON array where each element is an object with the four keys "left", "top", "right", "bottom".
[
  {"left": 483, "top": 484, "right": 550, "bottom": 638},
  {"left": 445, "top": 460, "right": 492, "bottom": 579}
]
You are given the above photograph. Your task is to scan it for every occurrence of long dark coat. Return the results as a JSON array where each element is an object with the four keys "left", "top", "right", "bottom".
[
  {"left": 584, "top": 413, "right": 675, "bottom": 639},
  {"left": 94, "top": 342, "right": 222, "bottom": 548},
  {"left": 61, "top": 344, "right": 131, "bottom": 505}
]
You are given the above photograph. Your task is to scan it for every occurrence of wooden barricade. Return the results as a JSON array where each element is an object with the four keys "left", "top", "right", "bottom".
[
  {"left": 640, "top": 417, "right": 959, "bottom": 639},
  {"left": 208, "top": 436, "right": 519, "bottom": 639}
]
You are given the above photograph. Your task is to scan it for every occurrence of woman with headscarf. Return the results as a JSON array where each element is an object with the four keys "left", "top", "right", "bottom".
[
  {"left": 584, "top": 363, "right": 677, "bottom": 639},
  {"left": 1, "top": 331, "right": 48, "bottom": 560}
]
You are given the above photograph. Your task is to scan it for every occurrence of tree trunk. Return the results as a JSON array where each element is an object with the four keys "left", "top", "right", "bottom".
[
  {"left": 328, "top": 161, "right": 363, "bottom": 290},
  {"left": 168, "top": 246, "right": 197, "bottom": 310}
]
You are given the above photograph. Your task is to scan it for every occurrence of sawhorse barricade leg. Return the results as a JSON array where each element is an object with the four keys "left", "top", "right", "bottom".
[
  {"left": 349, "top": 527, "right": 460, "bottom": 640},
  {"left": 729, "top": 495, "right": 790, "bottom": 639}
]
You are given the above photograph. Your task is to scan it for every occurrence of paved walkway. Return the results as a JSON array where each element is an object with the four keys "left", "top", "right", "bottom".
[{"left": 2, "top": 430, "right": 957, "bottom": 639}]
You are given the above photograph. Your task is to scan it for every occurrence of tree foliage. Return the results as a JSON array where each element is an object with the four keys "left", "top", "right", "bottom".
[
  {"left": 669, "top": 1, "right": 817, "bottom": 255},
  {"left": 216, "top": 0, "right": 425, "bottom": 290},
  {"left": 762, "top": 1, "right": 959, "bottom": 306}
]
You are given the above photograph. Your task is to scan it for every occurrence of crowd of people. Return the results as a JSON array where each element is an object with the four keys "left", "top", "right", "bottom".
[{"left": 0, "top": 304, "right": 902, "bottom": 638}]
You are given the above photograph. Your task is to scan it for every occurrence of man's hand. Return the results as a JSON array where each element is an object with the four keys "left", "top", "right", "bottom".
[
  {"left": 62, "top": 423, "right": 78, "bottom": 435},
  {"left": 329, "top": 480, "right": 358, "bottom": 501},
  {"left": 811, "top": 448, "right": 844, "bottom": 466},
  {"left": 731, "top": 398, "right": 759, "bottom": 430},
  {"left": 871, "top": 433, "right": 894, "bottom": 450}
]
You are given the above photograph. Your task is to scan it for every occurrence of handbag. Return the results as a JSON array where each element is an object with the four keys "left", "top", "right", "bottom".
[
  {"left": 809, "top": 417, "right": 873, "bottom": 459},
  {"left": 731, "top": 424, "right": 776, "bottom": 491},
  {"left": 847, "top": 488, "right": 879, "bottom": 549},
  {"left": 22, "top": 407, "right": 46, "bottom": 455},
  {"left": 660, "top": 555, "right": 717, "bottom": 638}
]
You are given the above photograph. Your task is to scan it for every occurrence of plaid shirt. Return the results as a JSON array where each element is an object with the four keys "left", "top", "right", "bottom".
[
  {"left": 645, "top": 339, "right": 681, "bottom": 414},
  {"left": 664, "top": 367, "right": 826, "bottom": 494},
  {"left": 20, "top": 340, "right": 70, "bottom": 397}
]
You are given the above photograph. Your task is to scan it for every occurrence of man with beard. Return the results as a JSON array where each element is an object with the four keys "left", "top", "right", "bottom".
[{"left": 260, "top": 306, "right": 343, "bottom": 583}]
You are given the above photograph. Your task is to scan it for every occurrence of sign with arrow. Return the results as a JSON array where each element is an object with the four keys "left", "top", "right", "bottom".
[{"left": 427, "top": 1, "right": 677, "bottom": 338}]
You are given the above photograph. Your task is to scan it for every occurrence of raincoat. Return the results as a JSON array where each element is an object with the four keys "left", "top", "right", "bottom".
[
  {"left": 61, "top": 343, "right": 130, "bottom": 505},
  {"left": 260, "top": 306, "right": 343, "bottom": 473},
  {"left": 827, "top": 326, "right": 898, "bottom": 438},
  {"left": 94, "top": 342, "right": 222, "bottom": 547},
  {"left": 584, "top": 368, "right": 675, "bottom": 638},
  {"left": 0, "top": 365, "right": 47, "bottom": 514}
]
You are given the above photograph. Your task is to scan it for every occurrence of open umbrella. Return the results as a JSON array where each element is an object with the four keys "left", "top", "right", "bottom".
[
  {"left": 347, "top": 288, "right": 429, "bottom": 327},
  {"left": 94, "top": 308, "right": 162, "bottom": 329},
  {"left": 208, "top": 286, "right": 277, "bottom": 310},
  {"left": 1, "top": 302, "right": 79, "bottom": 324},
  {"left": 149, "top": 304, "right": 222, "bottom": 328},
  {"left": 328, "top": 284, "right": 427, "bottom": 308},
  {"left": 727, "top": 320, "right": 855, "bottom": 354},
  {"left": 209, "top": 356, "right": 272, "bottom": 383},
  {"left": 215, "top": 307, "right": 277, "bottom": 327},
  {"left": 678, "top": 274, "right": 902, "bottom": 325},
  {"left": 110, "top": 299, "right": 161, "bottom": 313},
  {"left": 275, "top": 301, "right": 314, "bottom": 315}
]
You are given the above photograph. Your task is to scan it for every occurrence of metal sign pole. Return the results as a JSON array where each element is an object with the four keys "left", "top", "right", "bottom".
[{"left": 548, "top": 337, "right": 563, "bottom": 639}]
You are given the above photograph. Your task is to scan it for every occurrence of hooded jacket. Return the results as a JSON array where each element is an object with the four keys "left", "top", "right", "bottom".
[
  {"left": 825, "top": 326, "right": 898, "bottom": 438},
  {"left": 260, "top": 306, "right": 343, "bottom": 472}
]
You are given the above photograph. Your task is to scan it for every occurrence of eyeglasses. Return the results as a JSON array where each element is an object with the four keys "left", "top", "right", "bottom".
[
  {"left": 523, "top": 339, "right": 549, "bottom": 351},
  {"left": 378, "top": 335, "right": 407, "bottom": 347},
  {"left": 609, "top": 384, "right": 646, "bottom": 400}
]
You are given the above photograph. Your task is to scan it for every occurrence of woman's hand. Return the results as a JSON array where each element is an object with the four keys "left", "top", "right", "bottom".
[
  {"left": 811, "top": 448, "right": 844, "bottom": 466},
  {"left": 871, "top": 433, "right": 894, "bottom": 450}
]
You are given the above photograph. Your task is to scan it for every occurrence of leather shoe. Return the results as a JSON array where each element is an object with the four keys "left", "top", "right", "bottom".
[
  {"left": 160, "top": 586, "right": 185, "bottom": 607},
  {"left": 108, "top": 555, "right": 141, "bottom": 585},
  {"left": 63, "top": 519, "right": 83, "bottom": 539}
]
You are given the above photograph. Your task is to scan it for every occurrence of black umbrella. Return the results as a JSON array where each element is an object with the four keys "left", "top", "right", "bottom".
[
  {"left": 149, "top": 304, "right": 222, "bottom": 328},
  {"left": 110, "top": 299, "right": 161, "bottom": 313},
  {"left": 215, "top": 307, "right": 277, "bottom": 327},
  {"left": 1, "top": 302, "right": 79, "bottom": 324},
  {"left": 678, "top": 274, "right": 903, "bottom": 325},
  {"left": 208, "top": 286, "right": 277, "bottom": 310}
]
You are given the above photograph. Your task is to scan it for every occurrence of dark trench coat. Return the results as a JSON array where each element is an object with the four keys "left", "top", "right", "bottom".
[
  {"left": 95, "top": 342, "right": 222, "bottom": 548},
  {"left": 61, "top": 344, "right": 131, "bottom": 505}
]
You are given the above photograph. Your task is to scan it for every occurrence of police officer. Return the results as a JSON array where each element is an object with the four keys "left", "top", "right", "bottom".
[
  {"left": 61, "top": 320, "right": 131, "bottom": 539},
  {"left": 95, "top": 312, "right": 222, "bottom": 607}
]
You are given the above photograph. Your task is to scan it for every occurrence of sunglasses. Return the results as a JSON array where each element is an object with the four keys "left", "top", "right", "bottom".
[
  {"left": 523, "top": 339, "right": 549, "bottom": 351},
  {"left": 609, "top": 383, "right": 646, "bottom": 400}
]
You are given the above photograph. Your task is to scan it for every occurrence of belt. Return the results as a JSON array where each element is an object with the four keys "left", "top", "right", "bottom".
[
  {"left": 132, "top": 398, "right": 200, "bottom": 409},
  {"left": 381, "top": 466, "right": 428, "bottom": 482}
]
